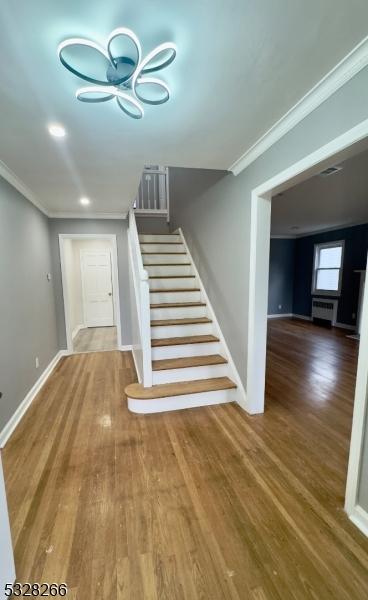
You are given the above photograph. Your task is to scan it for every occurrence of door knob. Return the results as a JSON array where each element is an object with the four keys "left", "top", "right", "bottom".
[{"left": 108, "top": 292, "right": 112, "bottom": 296}]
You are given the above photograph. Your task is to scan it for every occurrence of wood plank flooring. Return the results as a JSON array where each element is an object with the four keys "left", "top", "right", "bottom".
[
  {"left": 73, "top": 326, "right": 117, "bottom": 353},
  {"left": 2, "top": 318, "right": 368, "bottom": 599}
]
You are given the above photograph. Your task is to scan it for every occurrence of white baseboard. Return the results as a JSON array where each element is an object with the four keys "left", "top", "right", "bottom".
[
  {"left": 268, "top": 313, "right": 293, "bottom": 319},
  {"left": 72, "top": 324, "right": 85, "bottom": 340},
  {"left": 335, "top": 322, "right": 356, "bottom": 331},
  {"left": 283, "top": 313, "right": 356, "bottom": 331},
  {"left": 130, "top": 348, "right": 142, "bottom": 383},
  {"left": 349, "top": 505, "right": 368, "bottom": 538},
  {"left": 120, "top": 345, "right": 133, "bottom": 351},
  {"left": 0, "top": 351, "right": 66, "bottom": 448},
  {"left": 292, "top": 313, "right": 313, "bottom": 321}
]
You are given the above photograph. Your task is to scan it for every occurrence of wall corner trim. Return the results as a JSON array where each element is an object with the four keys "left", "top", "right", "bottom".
[
  {"left": 0, "top": 350, "right": 67, "bottom": 448},
  {"left": 49, "top": 212, "right": 128, "bottom": 220},
  {"left": 348, "top": 505, "right": 368, "bottom": 538},
  {"left": 120, "top": 345, "right": 133, "bottom": 351},
  {"left": 229, "top": 35, "right": 368, "bottom": 176},
  {"left": 0, "top": 159, "right": 49, "bottom": 216},
  {"left": 72, "top": 324, "right": 85, "bottom": 340}
]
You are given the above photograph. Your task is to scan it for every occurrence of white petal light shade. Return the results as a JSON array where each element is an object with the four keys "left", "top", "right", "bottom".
[
  {"left": 58, "top": 28, "right": 176, "bottom": 119},
  {"left": 76, "top": 86, "right": 144, "bottom": 119}
]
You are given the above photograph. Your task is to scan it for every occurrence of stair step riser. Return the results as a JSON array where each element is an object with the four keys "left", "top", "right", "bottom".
[
  {"left": 139, "top": 234, "right": 181, "bottom": 243},
  {"left": 148, "top": 278, "right": 197, "bottom": 291},
  {"left": 145, "top": 265, "right": 193, "bottom": 277},
  {"left": 150, "top": 291, "right": 201, "bottom": 304},
  {"left": 141, "top": 243, "right": 184, "bottom": 253},
  {"left": 150, "top": 306, "right": 207, "bottom": 320},
  {"left": 152, "top": 363, "right": 229, "bottom": 384},
  {"left": 127, "top": 388, "right": 236, "bottom": 414},
  {"left": 143, "top": 254, "right": 189, "bottom": 264},
  {"left": 151, "top": 323, "right": 213, "bottom": 339},
  {"left": 152, "top": 342, "right": 222, "bottom": 360}
]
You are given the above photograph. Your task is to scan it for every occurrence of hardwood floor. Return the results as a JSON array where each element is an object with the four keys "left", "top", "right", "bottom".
[
  {"left": 73, "top": 326, "right": 117, "bottom": 353},
  {"left": 3, "top": 318, "right": 368, "bottom": 599}
]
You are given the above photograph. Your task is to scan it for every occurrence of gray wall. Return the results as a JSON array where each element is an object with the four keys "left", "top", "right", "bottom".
[
  {"left": 293, "top": 224, "right": 368, "bottom": 324},
  {"left": 359, "top": 424, "right": 368, "bottom": 510},
  {"left": 48, "top": 219, "right": 132, "bottom": 348},
  {"left": 0, "top": 177, "right": 58, "bottom": 433},
  {"left": 268, "top": 225, "right": 368, "bottom": 321},
  {"left": 135, "top": 216, "right": 171, "bottom": 234},
  {"left": 169, "top": 65, "right": 368, "bottom": 389},
  {"left": 268, "top": 239, "right": 296, "bottom": 315}
]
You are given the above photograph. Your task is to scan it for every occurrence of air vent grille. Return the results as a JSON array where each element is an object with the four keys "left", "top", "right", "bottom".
[{"left": 319, "top": 165, "right": 343, "bottom": 177}]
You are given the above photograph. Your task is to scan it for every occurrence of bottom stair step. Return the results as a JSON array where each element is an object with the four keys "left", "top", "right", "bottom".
[
  {"left": 125, "top": 377, "right": 237, "bottom": 414},
  {"left": 125, "top": 377, "right": 236, "bottom": 400}
]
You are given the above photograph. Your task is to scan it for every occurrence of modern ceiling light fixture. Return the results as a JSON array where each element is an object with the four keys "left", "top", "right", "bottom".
[
  {"left": 80, "top": 196, "right": 91, "bottom": 205},
  {"left": 57, "top": 28, "right": 176, "bottom": 119}
]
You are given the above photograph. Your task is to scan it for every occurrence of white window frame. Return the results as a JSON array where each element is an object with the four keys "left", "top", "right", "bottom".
[{"left": 311, "top": 240, "right": 345, "bottom": 297}]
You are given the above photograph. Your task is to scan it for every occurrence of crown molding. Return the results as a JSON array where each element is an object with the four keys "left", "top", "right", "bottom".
[
  {"left": 48, "top": 211, "right": 127, "bottom": 220},
  {"left": 271, "top": 220, "right": 368, "bottom": 239},
  {"left": 0, "top": 159, "right": 49, "bottom": 216},
  {"left": 270, "top": 235, "right": 296, "bottom": 239},
  {"left": 0, "top": 160, "right": 129, "bottom": 220},
  {"left": 229, "top": 35, "right": 368, "bottom": 176}
]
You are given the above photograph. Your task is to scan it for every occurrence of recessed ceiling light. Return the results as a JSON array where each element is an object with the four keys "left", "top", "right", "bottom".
[
  {"left": 48, "top": 123, "right": 66, "bottom": 138},
  {"left": 80, "top": 197, "right": 91, "bottom": 206}
]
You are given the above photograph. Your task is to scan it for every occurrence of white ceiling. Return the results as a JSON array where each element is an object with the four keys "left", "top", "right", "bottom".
[
  {"left": 271, "top": 146, "right": 368, "bottom": 236},
  {"left": 1, "top": 1, "right": 368, "bottom": 216}
]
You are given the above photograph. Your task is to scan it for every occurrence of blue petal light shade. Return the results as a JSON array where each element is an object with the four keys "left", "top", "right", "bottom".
[{"left": 57, "top": 27, "right": 177, "bottom": 119}]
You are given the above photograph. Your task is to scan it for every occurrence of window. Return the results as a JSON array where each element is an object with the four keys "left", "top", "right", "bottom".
[{"left": 312, "top": 241, "right": 344, "bottom": 296}]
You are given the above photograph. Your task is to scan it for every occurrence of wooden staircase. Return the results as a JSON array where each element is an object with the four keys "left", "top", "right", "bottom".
[{"left": 125, "top": 232, "right": 238, "bottom": 413}]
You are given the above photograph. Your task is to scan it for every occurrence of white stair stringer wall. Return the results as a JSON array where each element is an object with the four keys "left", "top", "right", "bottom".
[
  {"left": 176, "top": 228, "right": 247, "bottom": 409},
  {"left": 127, "top": 210, "right": 152, "bottom": 387},
  {"left": 125, "top": 225, "right": 246, "bottom": 413}
]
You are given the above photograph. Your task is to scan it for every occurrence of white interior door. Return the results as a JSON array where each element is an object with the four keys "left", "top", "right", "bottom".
[{"left": 81, "top": 250, "right": 115, "bottom": 327}]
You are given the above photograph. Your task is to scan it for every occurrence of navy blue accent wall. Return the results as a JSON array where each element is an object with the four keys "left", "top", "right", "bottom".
[
  {"left": 293, "top": 223, "right": 368, "bottom": 325},
  {"left": 268, "top": 238, "right": 296, "bottom": 314}
]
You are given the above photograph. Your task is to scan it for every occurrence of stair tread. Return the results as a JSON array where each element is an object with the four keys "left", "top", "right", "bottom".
[
  {"left": 140, "top": 242, "right": 183, "bottom": 245},
  {"left": 125, "top": 377, "right": 236, "bottom": 400},
  {"left": 151, "top": 334, "right": 219, "bottom": 347},
  {"left": 149, "top": 275, "right": 195, "bottom": 279},
  {"left": 150, "top": 288, "right": 200, "bottom": 293},
  {"left": 142, "top": 252, "right": 187, "bottom": 255},
  {"left": 150, "top": 302, "right": 206, "bottom": 308},
  {"left": 139, "top": 233, "right": 178, "bottom": 236},
  {"left": 144, "top": 263, "right": 191, "bottom": 266},
  {"left": 151, "top": 317, "right": 212, "bottom": 327},
  {"left": 152, "top": 354, "right": 228, "bottom": 371}
]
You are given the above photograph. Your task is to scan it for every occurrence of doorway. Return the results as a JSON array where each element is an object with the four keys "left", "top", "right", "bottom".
[
  {"left": 59, "top": 234, "right": 122, "bottom": 354},
  {"left": 247, "top": 120, "right": 368, "bottom": 535}
]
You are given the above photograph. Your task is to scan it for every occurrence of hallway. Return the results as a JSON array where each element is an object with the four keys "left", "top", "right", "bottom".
[
  {"left": 2, "top": 321, "right": 368, "bottom": 599},
  {"left": 73, "top": 326, "right": 117, "bottom": 353}
]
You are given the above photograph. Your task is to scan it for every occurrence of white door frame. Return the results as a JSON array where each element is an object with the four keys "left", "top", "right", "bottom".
[
  {"left": 59, "top": 234, "right": 122, "bottom": 353},
  {"left": 248, "top": 118, "right": 368, "bottom": 533}
]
